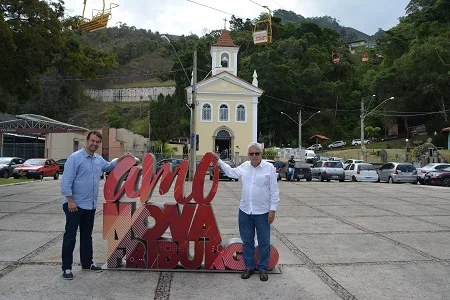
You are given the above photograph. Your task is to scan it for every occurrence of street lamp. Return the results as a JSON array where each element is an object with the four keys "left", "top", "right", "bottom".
[
  {"left": 360, "top": 96, "right": 395, "bottom": 154},
  {"left": 281, "top": 110, "right": 321, "bottom": 154},
  {"left": 161, "top": 35, "right": 197, "bottom": 181},
  {"left": 405, "top": 138, "right": 409, "bottom": 162},
  {"left": 161, "top": 35, "right": 190, "bottom": 84}
]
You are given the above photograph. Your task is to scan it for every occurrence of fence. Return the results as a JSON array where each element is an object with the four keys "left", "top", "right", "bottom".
[{"left": 1, "top": 142, "right": 45, "bottom": 159}]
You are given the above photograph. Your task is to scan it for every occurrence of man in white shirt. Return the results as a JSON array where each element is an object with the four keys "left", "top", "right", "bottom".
[{"left": 213, "top": 142, "right": 280, "bottom": 281}]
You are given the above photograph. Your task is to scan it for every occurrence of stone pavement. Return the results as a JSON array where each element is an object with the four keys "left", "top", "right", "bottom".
[{"left": 0, "top": 177, "right": 449, "bottom": 300}]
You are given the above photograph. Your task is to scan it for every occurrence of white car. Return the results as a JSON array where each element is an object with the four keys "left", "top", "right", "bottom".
[
  {"left": 351, "top": 139, "right": 370, "bottom": 146},
  {"left": 417, "top": 163, "right": 450, "bottom": 184},
  {"left": 343, "top": 159, "right": 365, "bottom": 169},
  {"left": 328, "top": 141, "right": 346, "bottom": 149},
  {"left": 344, "top": 163, "right": 379, "bottom": 182}
]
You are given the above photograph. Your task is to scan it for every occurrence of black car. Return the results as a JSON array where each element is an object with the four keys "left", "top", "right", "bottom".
[
  {"left": 210, "top": 160, "right": 238, "bottom": 181},
  {"left": 0, "top": 157, "right": 25, "bottom": 178},
  {"left": 56, "top": 158, "right": 67, "bottom": 173},
  {"left": 278, "top": 161, "right": 312, "bottom": 181},
  {"left": 155, "top": 158, "right": 184, "bottom": 173}
]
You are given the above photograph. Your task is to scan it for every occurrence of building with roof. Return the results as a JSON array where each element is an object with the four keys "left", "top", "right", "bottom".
[{"left": 186, "top": 29, "right": 263, "bottom": 160}]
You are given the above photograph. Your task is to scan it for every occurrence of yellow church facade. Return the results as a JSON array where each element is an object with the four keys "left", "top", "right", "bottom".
[{"left": 186, "top": 30, "right": 263, "bottom": 160}]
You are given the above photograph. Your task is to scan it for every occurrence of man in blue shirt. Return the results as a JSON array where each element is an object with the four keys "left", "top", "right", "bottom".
[{"left": 61, "top": 130, "right": 131, "bottom": 280}]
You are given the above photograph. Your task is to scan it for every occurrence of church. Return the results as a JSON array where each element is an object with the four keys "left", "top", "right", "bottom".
[{"left": 186, "top": 30, "right": 264, "bottom": 160}]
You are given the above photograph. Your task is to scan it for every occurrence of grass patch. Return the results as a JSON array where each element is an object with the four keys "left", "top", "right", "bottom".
[{"left": 0, "top": 178, "right": 33, "bottom": 185}]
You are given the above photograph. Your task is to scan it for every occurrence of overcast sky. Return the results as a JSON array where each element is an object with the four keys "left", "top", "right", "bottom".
[{"left": 63, "top": 0, "right": 410, "bottom": 36}]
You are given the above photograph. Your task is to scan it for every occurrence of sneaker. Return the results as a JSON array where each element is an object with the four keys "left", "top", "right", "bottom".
[
  {"left": 82, "top": 264, "right": 103, "bottom": 273},
  {"left": 62, "top": 269, "right": 73, "bottom": 280}
]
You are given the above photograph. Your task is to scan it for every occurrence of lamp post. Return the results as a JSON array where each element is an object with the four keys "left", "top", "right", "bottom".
[
  {"left": 281, "top": 110, "right": 320, "bottom": 155},
  {"left": 360, "top": 95, "right": 395, "bottom": 155},
  {"left": 405, "top": 139, "right": 409, "bottom": 162}
]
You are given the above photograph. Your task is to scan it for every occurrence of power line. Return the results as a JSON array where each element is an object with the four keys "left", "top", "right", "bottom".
[
  {"left": 186, "top": 0, "right": 246, "bottom": 19},
  {"left": 248, "top": 0, "right": 266, "bottom": 8}
]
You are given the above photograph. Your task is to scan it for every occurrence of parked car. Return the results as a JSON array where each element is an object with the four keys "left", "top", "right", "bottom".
[
  {"left": 278, "top": 161, "right": 312, "bottom": 182},
  {"left": 343, "top": 159, "right": 365, "bottom": 169},
  {"left": 105, "top": 157, "right": 141, "bottom": 179},
  {"left": 328, "top": 141, "right": 346, "bottom": 149},
  {"left": 56, "top": 158, "right": 67, "bottom": 173},
  {"left": 311, "top": 160, "right": 345, "bottom": 182},
  {"left": 263, "top": 160, "right": 285, "bottom": 173},
  {"left": 12, "top": 158, "right": 60, "bottom": 180},
  {"left": 344, "top": 163, "right": 379, "bottom": 182},
  {"left": 0, "top": 157, "right": 25, "bottom": 178},
  {"left": 304, "top": 150, "right": 317, "bottom": 164},
  {"left": 272, "top": 161, "right": 285, "bottom": 173},
  {"left": 423, "top": 167, "right": 450, "bottom": 187},
  {"left": 416, "top": 163, "right": 450, "bottom": 184},
  {"left": 306, "top": 144, "right": 322, "bottom": 151},
  {"left": 351, "top": 139, "right": 370, "bottom": 146},
  {"left": 210, "top": 160, "right": 238, "bottom": 181},
  {"left": 377, "top": 162, "right": 418, "bottom": 184},
  {"left": 155, "top": 158, "right": 185, "bottom": 174}
]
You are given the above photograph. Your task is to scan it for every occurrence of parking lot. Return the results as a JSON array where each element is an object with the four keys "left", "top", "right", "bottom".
[{"left": 0, "top": 177, "right": 449, "bottom": 300}]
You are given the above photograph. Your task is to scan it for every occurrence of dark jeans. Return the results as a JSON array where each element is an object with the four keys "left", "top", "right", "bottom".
[
  {"left": 238, "top": 209, "right": 270, "bottom": 271},
  {"left": 61, "top": 203, "right": 96, "bottom": 271}
]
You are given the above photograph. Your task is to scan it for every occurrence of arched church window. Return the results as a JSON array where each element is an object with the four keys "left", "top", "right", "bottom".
[
  {"left": 221, "top": 53, "right": 229, "bottom": 68},
  {"left": 219, "top": 104, "right": 229, "bottom": 121},
  {"left": 216, "top": 130, "right": 231, "bottom": 140},
  {"left": 236, "top": 104, "right": 246, "bottom": 121},
  {"left": 202, "top": 103, "right": 211, "bottom": 121}
]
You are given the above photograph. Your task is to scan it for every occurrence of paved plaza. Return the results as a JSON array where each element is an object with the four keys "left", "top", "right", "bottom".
[{"left": 0, "top": 177, "right": 449, "bottom": 300}]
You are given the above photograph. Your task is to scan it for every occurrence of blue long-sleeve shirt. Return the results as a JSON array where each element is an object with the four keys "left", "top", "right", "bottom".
[{"left": 61, "top": 147, "right": 118, "bottom": 210}]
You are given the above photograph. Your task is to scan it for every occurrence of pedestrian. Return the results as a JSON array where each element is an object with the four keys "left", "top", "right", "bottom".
[
  {"left": 61, "top": 130, "right": 132, "bottom": 280},
  {"left": 212, "top": 142, "right": 279, "bottom": 281},
  {"left": 288, "top": 155, "right": 296, "bottom": 182}
]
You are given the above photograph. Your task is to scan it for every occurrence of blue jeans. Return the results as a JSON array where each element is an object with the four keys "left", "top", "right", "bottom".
[
  {"left": 238, "top": 209, "right": 270, "bottom": 271},
  {"left": 289, "top": 167, "right": 295, "bottom": 180},
  {"left": 62, "top": 203, "right": 96, "bottom": 271}
]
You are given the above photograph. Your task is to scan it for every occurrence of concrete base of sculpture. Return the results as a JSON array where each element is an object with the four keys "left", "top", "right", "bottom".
[{"left": 102, "top": 263, "right": 282, "bottom": 274}]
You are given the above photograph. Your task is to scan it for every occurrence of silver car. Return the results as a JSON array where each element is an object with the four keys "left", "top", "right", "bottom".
[
  {"left": 311, "top": 160, "right": 345, "bottom": 182},
  {"left": 378, "top": 162, "right": 418, "bottom": 184}
]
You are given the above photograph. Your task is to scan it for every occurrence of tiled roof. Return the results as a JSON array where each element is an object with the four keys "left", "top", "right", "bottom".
[{"left": 214, "top": 30, "right": 236, "bottom": 47}]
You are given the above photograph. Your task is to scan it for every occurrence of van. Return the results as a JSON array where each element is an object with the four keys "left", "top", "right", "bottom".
[{"left": 305, "top": 150, "right": 316, "bottom": 163}]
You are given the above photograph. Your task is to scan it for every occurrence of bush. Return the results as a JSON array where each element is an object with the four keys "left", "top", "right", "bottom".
[{"left": 263, "top": 147, "right": 277, "bottom": 158}]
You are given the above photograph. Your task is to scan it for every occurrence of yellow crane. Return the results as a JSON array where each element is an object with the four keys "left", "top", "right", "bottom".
[{"left": 79, "top": 0, "right": 119, "bottom": 32}]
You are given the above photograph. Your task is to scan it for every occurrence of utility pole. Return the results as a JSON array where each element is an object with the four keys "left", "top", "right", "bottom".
[
  {"left": 189, "top": 50, "right": 197, "bottom": 181},
  {"left": 298, "top": 110, "right": 302, "bottom": 151},
  {"left": 360, "top": 98, "right": 365, "bottom": 157},
  {"left": 148, "top": 110, "right": 151, "bottom": 152}
]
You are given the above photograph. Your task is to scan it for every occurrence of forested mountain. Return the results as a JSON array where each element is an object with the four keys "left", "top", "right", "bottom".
[
  {"left": 1, "top": 0, "right": 449, "bottom": 147},
  {"left": 274, "top": 10, "right": 371, "bottom": 42}
]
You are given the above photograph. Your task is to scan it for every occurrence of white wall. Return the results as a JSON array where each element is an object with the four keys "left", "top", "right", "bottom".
[{"left": 84, "top": 87, "right": 175, "bottom": 102}]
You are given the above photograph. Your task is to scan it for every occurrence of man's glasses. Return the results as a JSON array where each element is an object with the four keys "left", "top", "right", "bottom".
[{"left": 248, "top": 152, "right": 261, "bottom": 156}]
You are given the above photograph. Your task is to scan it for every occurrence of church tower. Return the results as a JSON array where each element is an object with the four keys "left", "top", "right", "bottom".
[{"left": 210, "top": 30, "right": 239, "bottom": 76}]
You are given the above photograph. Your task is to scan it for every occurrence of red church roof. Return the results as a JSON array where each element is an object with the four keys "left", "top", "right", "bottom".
[{"left": 214, "top": 29, "right": 237, "bottom": 47}]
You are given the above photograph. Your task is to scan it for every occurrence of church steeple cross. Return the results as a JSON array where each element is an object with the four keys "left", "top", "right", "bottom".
[{"left": 223, "top": 18, "right": 227, "bottom": 29}]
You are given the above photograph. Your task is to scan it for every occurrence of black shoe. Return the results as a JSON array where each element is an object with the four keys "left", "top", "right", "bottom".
[
  {"left": 241, "top": 269, "right": 254, "bottom": 279},
  {"left": 260, "top": 270, "right": 268, "bottom": 282},
  {"left": 82, "top": 264, "right": 103, "bottom": 272},
  {"left": 62, "top": 269, "right": 73, "bottom": 280}
]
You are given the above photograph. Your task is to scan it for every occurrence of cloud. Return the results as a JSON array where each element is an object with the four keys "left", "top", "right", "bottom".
[{"left": 63, "top": 0, "right": 409, "bottom": 36}]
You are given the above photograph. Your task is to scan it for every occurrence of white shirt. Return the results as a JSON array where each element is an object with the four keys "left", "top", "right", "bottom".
[{"left": 218, "top": 159, "right": 280, "bottom": 215}]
